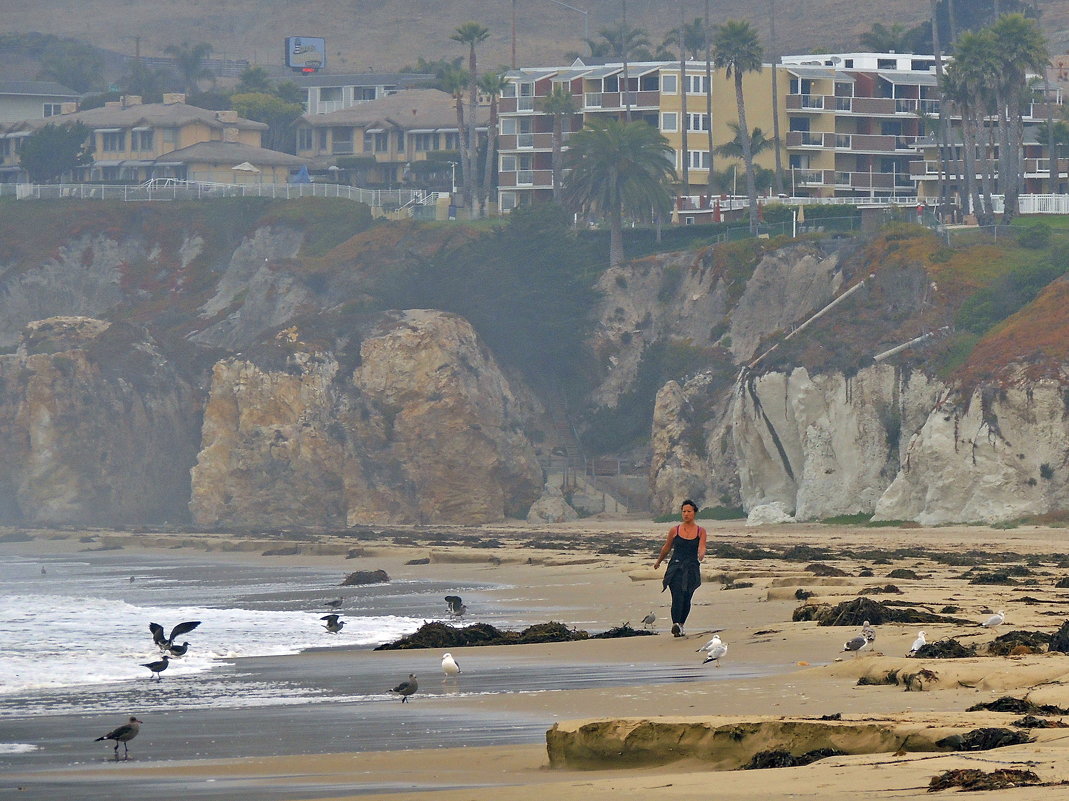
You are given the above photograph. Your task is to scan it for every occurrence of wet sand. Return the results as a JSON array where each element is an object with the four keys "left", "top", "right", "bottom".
[{"left": 5, "top": 519, "right": 1069, "bottom": 800}]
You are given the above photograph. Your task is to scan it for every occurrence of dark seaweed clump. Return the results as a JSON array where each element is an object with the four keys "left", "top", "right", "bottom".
[
  {"left": 741, "top": 748, "right": 844, "bottom": 769},
  {"left": 793, "top": 597, "right": 972, "bottom": 627},
  {"left": 375, "top": 620, "right": 651, "bottom": 650},
  {"left": 986, "top": 630, "right": 1052, "bottom": 656},
  {"left": 928, "top": 768, "right": 1042, "bottom": 792}
]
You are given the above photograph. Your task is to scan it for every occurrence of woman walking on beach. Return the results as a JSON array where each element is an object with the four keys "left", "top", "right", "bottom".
[{"left": 653, "top": 499, "right": 707, "bottom": 637}]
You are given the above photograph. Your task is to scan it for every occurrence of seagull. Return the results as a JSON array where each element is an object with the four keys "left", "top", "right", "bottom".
[
  {"left": 641, "top": 611, "right": 656, "bottom": 630},
  {"left": 441, "top": 653, "right": 461, "bottom": 678},
  {"left": 141, "top": 655, "right": 169, "bottom": 681},
  {"left": 321, "top": 613, "right": 345, "bottom": 634},
  {"left": 862, "top": 620, "right": 877, "bottom": 643},
  {"left": 166, "top": 641, "right": 190, "bottom": 657},
  {"left": 908, "top": 631, "right": 926, "bottom": 656},
  {"left": 390, "top": 673, "right": 418, "bottom": 702},
  {"left": 149, "top": 620, "right": 201, "bottom": 651},
  {"left": 981, "top": 609, "right": 1005, "bottom": 629},
  {"left": 842, "top": 632, "right": 870, "bottom": 657},
  {"left": 698, "top": 634, "right": 728, "bottom": 667},
  {"left": 95, "top": 716, "right": 143, "bottom": 760},
  {"left": 324, "top": 597, "right": 343, "bottom": 610},
  {"left": 445, "top": 595, "right": 467, "bottom": 618}
]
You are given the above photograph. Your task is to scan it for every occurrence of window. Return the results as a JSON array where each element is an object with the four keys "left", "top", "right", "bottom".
[
  {"left": 162, "top": 127, "right": 177, "bottom": 146},
  {"left": 685, "top": 75, "right": 708, "bottom": 94},
  {"left": 297, "top": 128, "right": 312, "bottom": 150},
  {"left": 0, "top": 139, "right": 9, "bottom": 157},
  {"left": 499, "top": 192, "right": 518, "bottom": 211},
  {"left": 363, "top": 131, "right": 387, "bottom": 152},
  {"left": 877, "top": 58, "right": 897, "bottom": 70},
  {"left": 603, "top": 75, "right": 619, "bottom": 93},
  {"left": 320, "top": 87, "right": 342, "bottom": 102},
  {"left": 442, "top": 132, "right": 459, "bottom": 150},
  {"left": 331, "top": 127, "right": 353, "bottom": 154},
  {"left": 661, "top": 73, "right": 677, "bottom": 94},
  {"left": 501, "top": 83, "right": 516, "bottom": 98},
  {"left": 412, "top": 132, "right": 436, "bottom": 151},
  {"left": 518, "top": 82, "right": 533, "bottom": 97},
  {"left": 43, "top": 103, "right": 63, "bottom": 117},
  {"left": 318, "top": 129, "right": 328, "bottom": 150},
  {"left": 101, "top": 131, "right": 125, "bottom": 152},
  {"left": 687, "top": 113, "right": 709, "bottom": 132},
  {"left": 355, "top": 87, "right": 377, "bottom": 101},
  {"left": 500, "top": 118, "right": 518, "bottom": 135},
  {"left": 688, "top": 150, "right": 710, "bottom": 169},
  {"left": 131, "top": 130, "right": 153, "bottom": 150},
  {"left": 501, "top": 154, "right": 517, "bottom": 172},
  {"left": 661, "top": 112, "right": 678, "bottom": 132}
]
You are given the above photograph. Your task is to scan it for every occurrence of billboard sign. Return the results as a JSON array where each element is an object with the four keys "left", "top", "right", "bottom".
[{"left": 285, "top": 36, "right": 326, "bottom": 73}]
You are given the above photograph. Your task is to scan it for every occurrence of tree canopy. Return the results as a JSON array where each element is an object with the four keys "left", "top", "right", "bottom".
[{"left": 19, "top": 122, "right": 92, "bottom": 183}]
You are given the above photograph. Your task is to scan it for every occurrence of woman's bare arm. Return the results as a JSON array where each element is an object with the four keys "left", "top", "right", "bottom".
[{"left": 653, "top": 528, "right": 676, "bottom": 568}]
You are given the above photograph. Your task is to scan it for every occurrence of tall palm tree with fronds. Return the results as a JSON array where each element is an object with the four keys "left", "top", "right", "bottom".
[
  {"left": 989, "top": 13, "right": 1049, "bottom": 220},
  {"left": 713, "top": 19, "right": 763, "bottom": 231},
  {"left": 947, "top": 28, "right": 1000, "bottom": 223},
  {"left": 859, "top": 22, "right": 912, "bottom": 52},
  {"left": 478, "top": 69, "right": 509, "bottom": 215},
  {"left": 715, "top": 123, "right": 774, "bottom": 160},
  {"left": 440, "top": 65, "right": 470, "bottom": 204},
  {"left": 165, "top": 42, "right": 213, "bottom": 94},
  {"left": 563, "top": 118, "right": 677, "bottom": 267},
  {"left": 543, "top": 85, "right": 579, "bottom": 202},
  {"left": 664, "top": 17, "right": 707, "bottom": 60},
  {"left": 451, "top": 22, "right": 490, "bottom": 217}
]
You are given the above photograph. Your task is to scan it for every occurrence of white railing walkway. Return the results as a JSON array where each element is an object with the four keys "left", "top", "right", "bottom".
[{"left": 0, "top": 180, "right": 441, "bottom": 209}]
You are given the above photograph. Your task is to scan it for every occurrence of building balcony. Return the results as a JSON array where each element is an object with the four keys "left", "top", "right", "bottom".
[
  {"left": 796, "top": 168, "right": 914, "bottom": 191},
  {"left": 786, "top": 94, "right": 828, "bottom": 111},
  {"left": 498, "top": 168, "right": 553, "bottom": 188},
  {"left": 498, "top": 132, "right": 559, "bottom": 151}
]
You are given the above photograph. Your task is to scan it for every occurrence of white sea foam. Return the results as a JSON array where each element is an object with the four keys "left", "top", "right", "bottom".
[
  {"left": 0, "top": 592, "right": 419, "bottom": 695},
  {"left": 0, "top": 743, "right": 38, "bottom": 753}
]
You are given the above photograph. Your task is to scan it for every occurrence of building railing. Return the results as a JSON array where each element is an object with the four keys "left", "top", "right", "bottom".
[{"left": 0, "top": 180, "right": 433, "bottom": 208}]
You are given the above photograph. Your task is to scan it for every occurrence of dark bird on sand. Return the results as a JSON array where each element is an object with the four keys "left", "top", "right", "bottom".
[
  {"left": 390, "top": 673, "right": 418, "bottom": 702},
  {"left": 324, "top": 597, "right": 343, "bottom": 610},
  {"left": 321, "top": 613, "right": 345, "bottom": 634},
  {"left": 95, "top": 716, "right": 142, "bottom": 760},
  {"left": 445, "top": 595, "right": 467, "bottom": 618},
  {"left": 166, "top": 641, "right": 190, "bottom": 657},
  {"left": 141, "top": 655, "right": 169, "bottom": 681},
  {"left": 150, "top": 620, "right": 201, "bottom": 650}
]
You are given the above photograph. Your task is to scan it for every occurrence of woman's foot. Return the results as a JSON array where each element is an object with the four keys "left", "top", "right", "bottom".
[{"left": 671, "top": 623, "right": 682, "bottom": 637}]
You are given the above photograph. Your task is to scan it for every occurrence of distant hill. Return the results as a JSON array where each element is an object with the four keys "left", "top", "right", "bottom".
[{"left": 3, "top": 0, "right": 1067, "bottom": 79}]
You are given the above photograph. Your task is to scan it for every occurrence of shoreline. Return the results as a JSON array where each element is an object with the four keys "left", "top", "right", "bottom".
[{"left": 5, "top": 520, "right": 1069, "bottom": 799}]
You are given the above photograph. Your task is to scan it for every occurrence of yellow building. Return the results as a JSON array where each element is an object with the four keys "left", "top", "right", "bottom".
[{"left": 0, "top": 93, "right": 308, "bottom": 183}]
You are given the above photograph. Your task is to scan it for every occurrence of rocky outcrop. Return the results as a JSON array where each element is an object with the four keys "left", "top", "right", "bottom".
[
  {"left": 546, "top": 716, "right": 964, "bottom": 769},
  {"left": 190, "top": 310, "right": 543, "bottom": 527},
  {"left": 0, "top": 317, "right": 199, "bottom": 524},
  {"left": 875, "top": 380, "right": 1069, "bottom": 524},
  {"left": 733, "top": 365, "right": 946, "bottom": 520}
]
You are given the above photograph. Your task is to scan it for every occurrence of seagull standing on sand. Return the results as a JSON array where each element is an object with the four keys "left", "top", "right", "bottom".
[
  {"left": 94, "top": 716, "right": 142, "bottom": 760},
  {"left": 445, "top": 595, "right": 467, "bottom": 618},
  {"left": 908, "top": 631, "right": 926, "bottom": 656},
  {"left": 441, "top": 653, "right": 461, "bottom": 678},
  {"left": 390, "top": 673, "right": 418, "bottom": 702},
  {"left": 698, "top": 634, "right": 728, "bottom": 667},
  {"left": 149, "top": 621, "right": 201, "bottom": 651},
  {"left": 641, "top": 611, "right": 656, "bottom": 630},
  {"left": 324, "top": 597, "right": 343, "bottom": 610},
  {"left": 862, "top": 620, "right": 877, "bottom": 644},
  {"left": 321, "top": 614, "right": 345, "bottom": 634},
  {"left": 981, "top": 610, "right": 1006, "bottom": 629},
  {"left": 842, "top": 630, "right": 870, "bottom": 658},
  {"left": 141, "top": 655, "right": 169, "bottom": 681},
  {"left": 167, "top": 641, "right": 190, "bottom": 657}
]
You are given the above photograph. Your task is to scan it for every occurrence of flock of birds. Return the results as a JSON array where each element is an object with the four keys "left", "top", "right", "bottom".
[
  {"left": 100, "top": 594, "right": 471, "bottom": 759},
  {"left": 99, "top": 586, "right": 1011, "bottom": 760}
]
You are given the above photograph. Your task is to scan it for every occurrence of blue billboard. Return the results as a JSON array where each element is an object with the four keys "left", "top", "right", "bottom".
[{"left": 285, "top": 37, "right": 326, "bottom": 72}]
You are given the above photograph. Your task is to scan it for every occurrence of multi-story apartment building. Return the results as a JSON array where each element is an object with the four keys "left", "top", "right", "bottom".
[
  {"left": 498, "top": 52, "right": 1063, "bottom": 212},
  {"left": 0, "top": 93, "right": 308, "bottom": 183},
  {"left": 294, "top": 88, "right": 487, "bottom": 186}
]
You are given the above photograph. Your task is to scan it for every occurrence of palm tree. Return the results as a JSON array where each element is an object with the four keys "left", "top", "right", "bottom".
[
  {"left": 664, "top": 17, "right": 707, "bottom": 60},
  {"left": 543, "top": 85, "right": 579, "bottom": 202},
  {"left": 703, "top": 0, "right": 716, "bottom": 195},
  {"left": 715, "top": 123, "right": 774, "bottom": 160},
  {"left": 1036, "top": 119, "right": 1069, "bottom": 191},
  {"left": 768, "top": 0, "right": 785, "bottom": 195},
  {"left": 440, "top": 65, "right": 470, "bottom": 207},
  {"left": 563, "top": 118, "right": 677, "bottom": 267},
  {"left": 989, "top": 13, "right": 1049, "bottom": 220},
  {"left": 677, "top": 2, "right": 690, "bottom": 193},
  {"left": 713, "top": 19, "right": 763, "bottom": 231},
  {"left": 593, "top": 21, "right": 651, "bottom": 60},
  {"left": 165, "top": 42, "right": 213, "bottom": 94},
  {"left": 947, "top": 28, "right": 1001, "bottom": 223},
  {"left": 478, "top": 70, "right": 509, "bottom": 215},
  {"left": 451, "top": 22, "right": 490, "bottom": 218},
  {"left": 859, "top": 23, "right": 912, "bottom": 53}
]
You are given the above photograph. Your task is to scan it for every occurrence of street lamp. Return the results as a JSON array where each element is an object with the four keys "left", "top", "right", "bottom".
[{"left": 450, "top": 161, "right": 457, "bottom": 195}]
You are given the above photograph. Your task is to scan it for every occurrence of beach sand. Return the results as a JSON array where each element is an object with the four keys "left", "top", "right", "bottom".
[{"left": 6, "top": 518, "right": 1069, "bottom": 800}]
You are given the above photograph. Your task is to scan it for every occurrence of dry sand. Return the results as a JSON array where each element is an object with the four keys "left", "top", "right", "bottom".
[{"left": 8, "top": 517, "right": 1069, "bottom": 799}]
